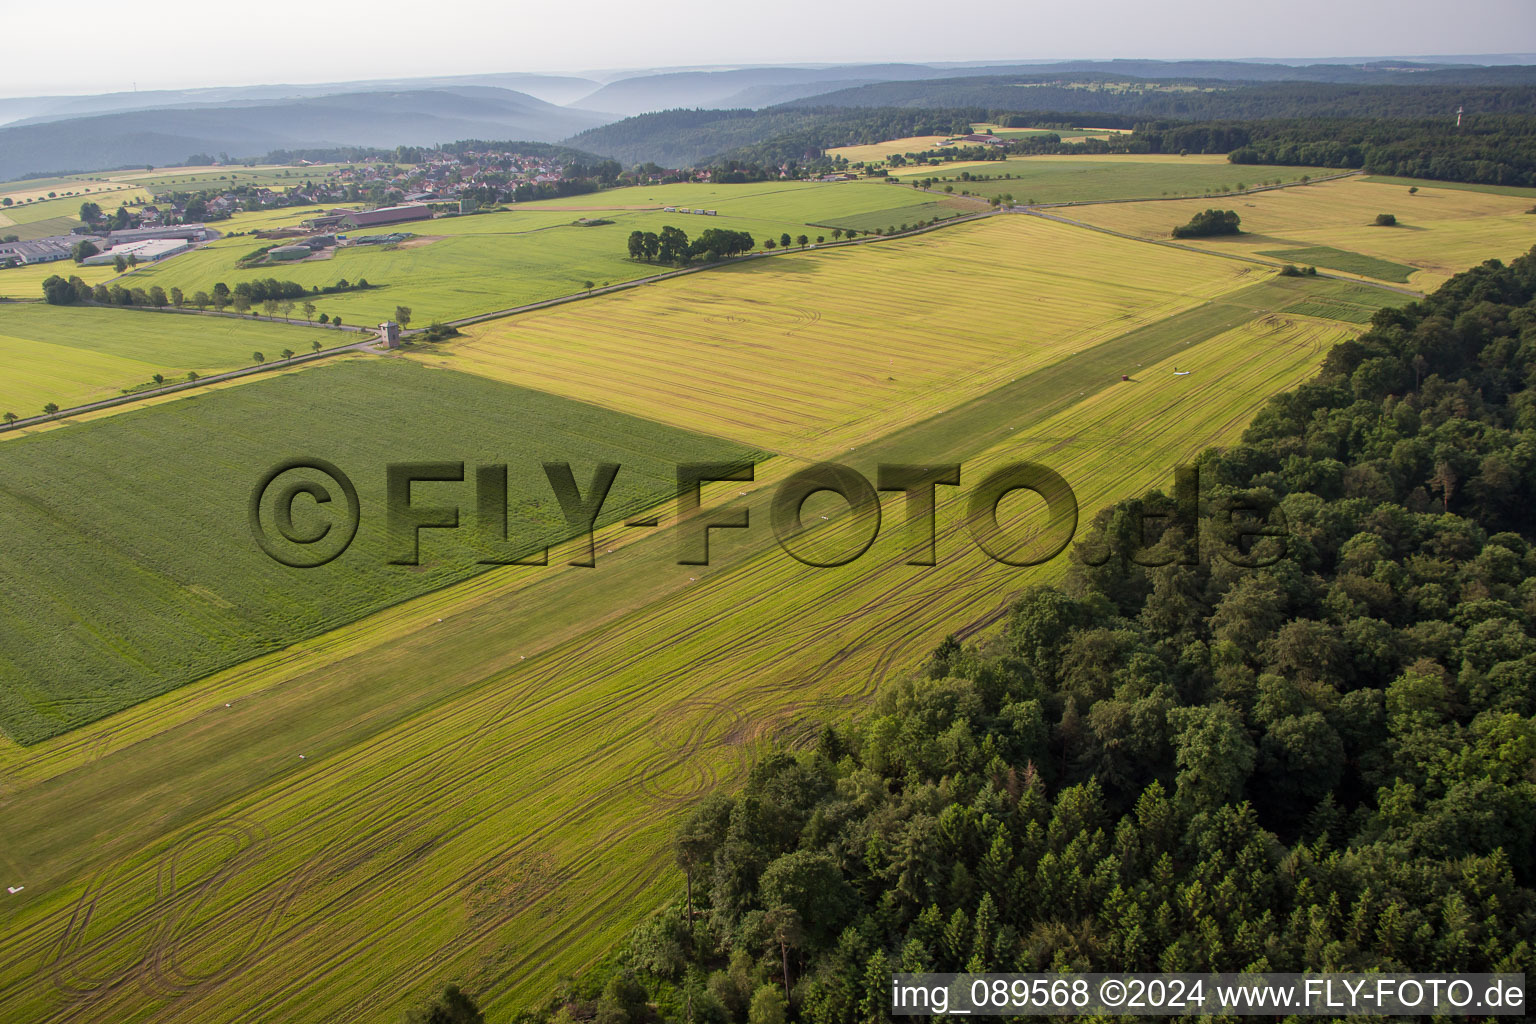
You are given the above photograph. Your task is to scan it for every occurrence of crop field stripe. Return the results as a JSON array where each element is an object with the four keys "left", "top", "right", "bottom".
[{"left": 409, "top": 216, "right": 1270, "bottom": 459}]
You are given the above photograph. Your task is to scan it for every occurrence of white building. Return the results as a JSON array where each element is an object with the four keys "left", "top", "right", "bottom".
[{"left": 81, "top": 238, "right": 192, "bottom": 266}]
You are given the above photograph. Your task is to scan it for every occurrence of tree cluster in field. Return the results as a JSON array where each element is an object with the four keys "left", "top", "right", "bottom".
[
  {"left": 41, "top": 273, "right": 365, "bottom": 320},
  {"left": 1171, "top": 208, "right": 1242, "bottom": 238},
  {"left": 627, "top": 226, "right": 756, "bottom": 265},
  {"left": 512, "top": 249, "right": 1536, "bottom": 1024}
]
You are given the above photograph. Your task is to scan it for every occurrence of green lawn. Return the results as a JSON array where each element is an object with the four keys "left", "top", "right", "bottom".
[
  {"left": 0, "top": 302, "right": 333, "bottom": 414},
  {"left": 1260, "top": 244, "right": 1418, "bottom": 283},
  {"left": 0, "top": 357, "right": 758, "bottom": 743}
]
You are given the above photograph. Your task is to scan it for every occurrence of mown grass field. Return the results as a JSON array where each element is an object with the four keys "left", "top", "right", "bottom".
[
  {"left": 0, "top": 357, "right": 757, "bottom": 743},
  {"left": 406, "top": 215, "right": 1271, "bottom": 457},
  {"left": 122, "top": 182, "right": 980, "bottom": 323},
  {"left": 890, "top": 153, "right": 1336, "bottom": 202},
  {"left": 807, "top": 200, "right": 974, "bottom": 233},
  {"left": 1063, "top": 176, "right": 1536, "bottom": 289},
  {"left": 0, "top": 302, "right": 330, "bottom": 414},
  {"left": 1258, "top": 244, "right": 1417, "bottom": 283},
  {"left": 0, "top": 259, "right": 1366, "bottom": 1021}
]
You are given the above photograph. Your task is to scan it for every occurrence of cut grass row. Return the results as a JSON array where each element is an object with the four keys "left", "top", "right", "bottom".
[
  {"left": 0, "top": 285, "right": 1358, "bottom": 1023},
  {"left": 409, "top": 215, "right": 1270, "bottom": 459}
]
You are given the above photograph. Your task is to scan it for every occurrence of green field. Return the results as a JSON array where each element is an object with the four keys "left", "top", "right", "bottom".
[
  {"left": 892, "top": 154, "right": 1337, "bottom": 203},
  {"left": 124, "top": 182, "right": 968, "bottom": 324},
  {"left": 0, "top": 358, "right": 757, "bottom": 742},
  {"left": 1259, "top": 244, "right": 1418, "bottom": 282},
  {"left": 0, "top": 302, "right": 333, "bottom": 414},
  {"left": 1361, "top": 175, "right": 1536, "bottom": 199}
]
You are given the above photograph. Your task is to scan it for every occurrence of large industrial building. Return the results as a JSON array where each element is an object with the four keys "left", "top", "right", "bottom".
[
  {"left": 304, "top": 205, "right": 431, "bottom": 231},
  {"left": 81, "top": 238, "right": 193, "bottom": 266},
  {"left": 0, "top": 235, "right": 101, "bottom": 267}
]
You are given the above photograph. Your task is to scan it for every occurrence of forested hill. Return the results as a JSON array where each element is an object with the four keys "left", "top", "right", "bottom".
[
  {"left": 518, "top": 252, "right": 1536, "bottom": 1024},
  {"left": 778, "top": 76, "right": 1536, "bottom": 119}
]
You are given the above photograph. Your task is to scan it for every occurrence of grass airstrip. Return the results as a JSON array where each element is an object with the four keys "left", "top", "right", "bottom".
[
  {"left": 889, "top": 152, "right": 1337, "bottom": 202},
  {"left": 2, "top": 159, "right": 1512, "bottom": 1024}
]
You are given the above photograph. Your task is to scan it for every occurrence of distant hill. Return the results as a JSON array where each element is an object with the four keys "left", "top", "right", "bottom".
[
  {"left": 0, "top": 87, "right": 608, "bottom": 179},
  {"left": 0, "top": 73, "right": 602, "bottom": 130}
]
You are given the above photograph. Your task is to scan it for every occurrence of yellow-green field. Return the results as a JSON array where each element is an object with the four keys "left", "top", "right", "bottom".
[
  {"left": 407, "top": 216, "right": 1268, "bottom": 457},
  {"left": 1062, "top": 176, "right": 1536, "bottom": 289},
  {"left": 0, "top": 302, "right": 335, "bottom": 414},
  {"left": 0, "top": 247, "right": 1359, "bottom": 1020}
]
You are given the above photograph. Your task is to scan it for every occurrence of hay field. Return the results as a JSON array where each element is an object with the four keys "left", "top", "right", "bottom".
[
  {"left": 407, "top": 215, "right": 1267, "bottom": 458},
  {"left": 0, "top": 286, "right": 1354, "bottom": 1023},
  {"left": 1063, "top": 176, "right": 1536, "bottom": 289},
  {"left": 0, "top": 302, "right": 329, "bottom": 414}
]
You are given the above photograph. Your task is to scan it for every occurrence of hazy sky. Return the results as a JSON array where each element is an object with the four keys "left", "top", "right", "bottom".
[{"left": 3, "top": 0, "right": 1533, "bottom": 96}]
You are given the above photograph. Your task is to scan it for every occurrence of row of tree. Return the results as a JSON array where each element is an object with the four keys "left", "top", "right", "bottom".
[
  {"left": 40, "top": 273, "right": 351, "bottom": 323},
  {"left": 507, "top": 248, "right": 1536, "bottom": 1024}
]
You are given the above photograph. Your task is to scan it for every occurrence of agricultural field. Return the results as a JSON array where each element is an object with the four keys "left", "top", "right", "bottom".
[
  {"left": 890, "top": 153, "right": 1336, "bottom": 203},
  {"left": 0, "top": 260, "right": 120, "bottom": 301},
  {"left": 0, "top": 249, "right": 1368, "bottom": 1020},
  {"left": 406, "top": 215, "right": 1273, "bottom": 457},
  {"left": 806, "top": 200, "right": 972, "bottom": 233},
  {"left": 829, "top": 125, "right": 1131, "bottom": 163},
  {"left": 1062, "top": 175, "right": 1536, "bottom": 289},
  {"left": 0, "top": 357, "right": 757, "bottom": 742},
  {"left": 0, "top": 302, "right": 334, "bottom": 414},
  {"left": 123, "top": 181, "right": 979, "bottom": 323}
]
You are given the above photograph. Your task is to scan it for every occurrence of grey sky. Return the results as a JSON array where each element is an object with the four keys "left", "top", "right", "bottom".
[{"left": 3, "top": 0, "right": 1533, "bottom": 97}]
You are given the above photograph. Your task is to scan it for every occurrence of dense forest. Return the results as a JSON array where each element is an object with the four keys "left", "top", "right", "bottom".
[
  {"left": 778, "top": 75, "right": 1536, "bottom": 120},
  {"left": 506, "top": 251, "right": 1536, "bottom": 1024},
  {"left": 1141, "top": 116, "right": 1536, "bottom": 188}
]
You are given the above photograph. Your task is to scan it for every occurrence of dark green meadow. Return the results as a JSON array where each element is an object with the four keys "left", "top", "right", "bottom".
[{"left": 0, "top": 358, "right": 757, "bottom": 743}]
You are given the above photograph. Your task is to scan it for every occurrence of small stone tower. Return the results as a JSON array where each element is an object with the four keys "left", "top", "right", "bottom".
[{"left": 378, "top": 321, "right": 401, "bottom": 349}]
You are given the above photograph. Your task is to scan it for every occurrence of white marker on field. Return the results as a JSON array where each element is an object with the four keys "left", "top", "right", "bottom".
[{"left": 7, "top": 886, "right": 23, "bottom": 895}]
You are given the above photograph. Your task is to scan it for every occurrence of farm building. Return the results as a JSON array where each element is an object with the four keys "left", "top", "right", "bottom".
[
  {"left": 0, "top": 235, "right": 97, "bottom": 266},
  {"left": 334, "top": 205, "right": 432, "bottom": 230},
  {"left": 106, "top": 224, "right": 213, "bottom": 244},
  {"left": 81, "top": 238, "right": 192, "bottom": 266},
  {"left": 267, "top": 245, "right": 313, "bottom": 261}
]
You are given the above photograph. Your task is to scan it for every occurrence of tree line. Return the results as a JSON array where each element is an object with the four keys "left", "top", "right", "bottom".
[
  {"left": 504, "top": 248, "right": 1536, "bottom": 1024},
  {"left": 41, "top": 273, "right": 362, "bottom": 322},
  {"left": 1140, "top": 115, "right": 1536, "bottom": 188}
]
